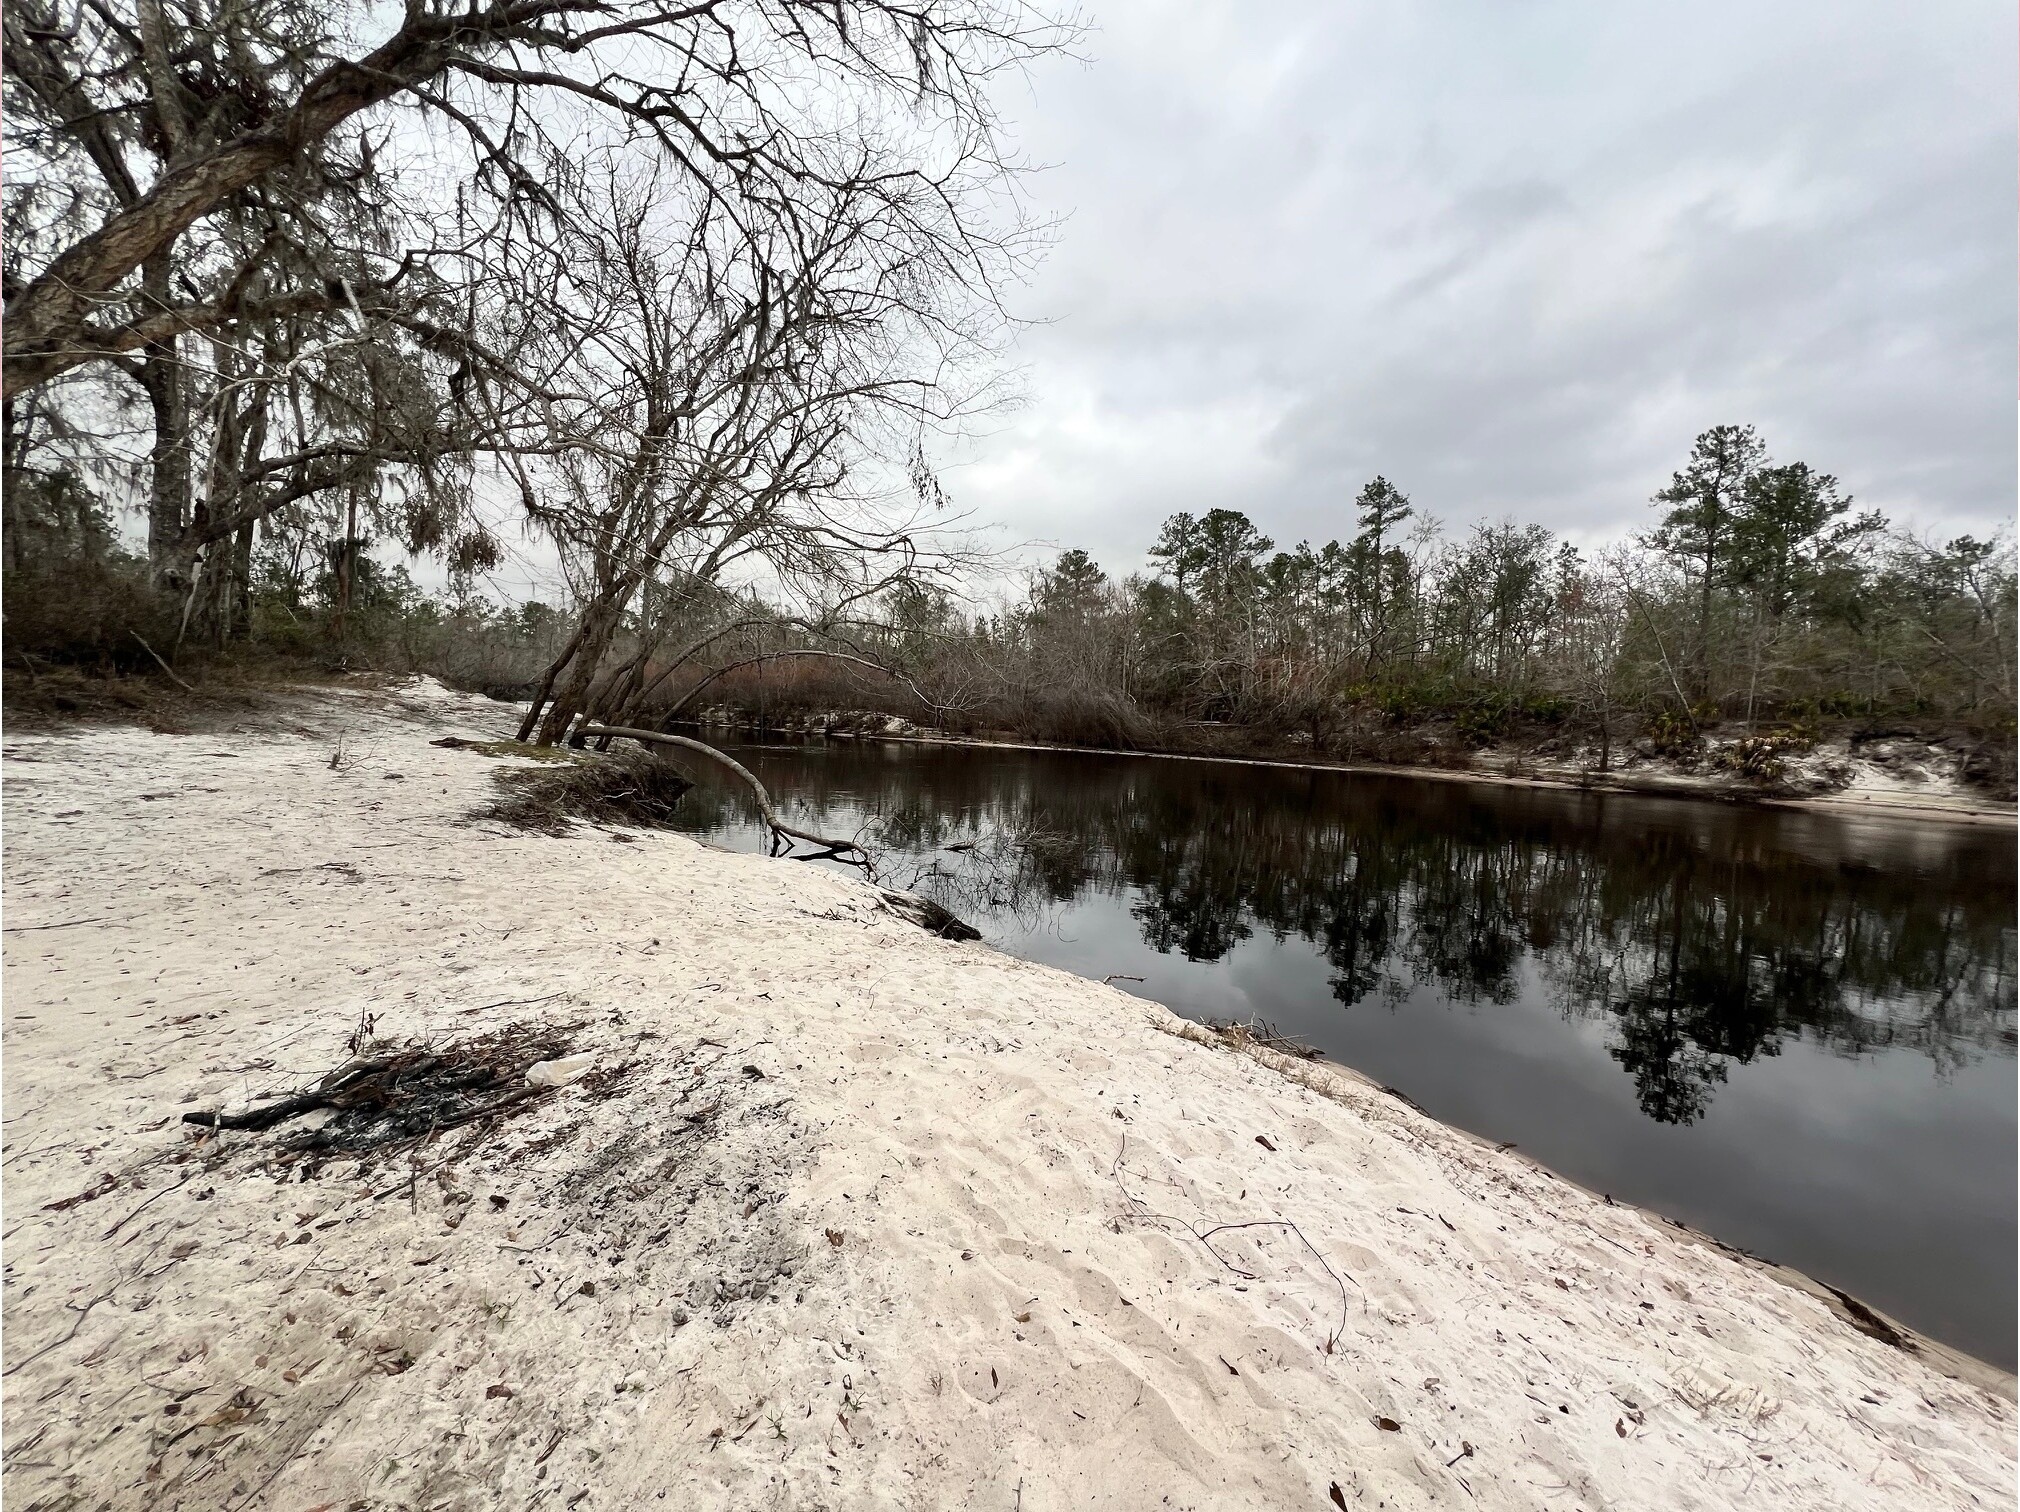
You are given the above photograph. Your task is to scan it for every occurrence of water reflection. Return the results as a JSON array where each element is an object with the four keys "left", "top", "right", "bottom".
[
  {"left": 676, "top": 747, "right": 2013, "bottom": 1127},
  {"left": 668, "top": 736, "right": 2017, "bottom": 1363}
]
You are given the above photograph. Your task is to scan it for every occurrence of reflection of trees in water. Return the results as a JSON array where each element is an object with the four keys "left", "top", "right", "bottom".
[
  {"left": 677, "top": 744, "right": 2017, "bottom": 1125},
  {"left": 671, "top": 775, "right": 1083, "bottom": 937}
]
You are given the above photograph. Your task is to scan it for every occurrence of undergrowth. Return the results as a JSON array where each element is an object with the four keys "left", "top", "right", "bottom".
[{"left": 475, "top": 747, "right": 694, "bottom": 834}]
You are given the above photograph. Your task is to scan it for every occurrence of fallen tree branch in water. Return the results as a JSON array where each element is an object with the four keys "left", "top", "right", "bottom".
[
  {"left": 579, "top": 727, "right": 985, "bottom": 942},
  {"left": 577, "top": 725, "right": 870, "bottom": 867}
]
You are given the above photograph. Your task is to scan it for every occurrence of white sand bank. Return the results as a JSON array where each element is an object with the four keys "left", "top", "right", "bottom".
[{"left": 3, "top": 679, "right": 2013, "bottom": 1510}]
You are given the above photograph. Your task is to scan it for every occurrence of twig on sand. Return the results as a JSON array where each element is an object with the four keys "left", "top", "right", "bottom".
[
  {"left": 471, "top": 992, "right": 570, "bottom": 1014},
  {"left": 1110, "top": 1133, "right": 1358, "bottom": 1352},
  {"left": 407, "top": 1118, "right": 436, "bottom": 1213},
  {"left": 3, "top": 1286, "right": 117, "bottom": 1377},
  {"left": 105, "top": 1168, "right": 198, "bottom": 1240},
  {"left": 224, "top": 1378, "right": 366, "bottom": 1512}
]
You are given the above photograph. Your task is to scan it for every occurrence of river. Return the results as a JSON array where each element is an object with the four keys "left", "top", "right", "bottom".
[{"left": 666, "top": 732, "right": 2019, "bottom": 1369}]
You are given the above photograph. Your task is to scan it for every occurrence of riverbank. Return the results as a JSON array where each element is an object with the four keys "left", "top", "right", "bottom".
[
  {"left": 4, "top": 678, "right": 2013, "bottom": 1510},
  {"left": 753, "top": 720, "right": 2019, "bottom": 828}
]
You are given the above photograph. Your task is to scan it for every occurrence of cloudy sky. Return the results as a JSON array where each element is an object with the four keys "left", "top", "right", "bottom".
[{"left": 937, "top": 0, "right": 2015, "bottom": 576}]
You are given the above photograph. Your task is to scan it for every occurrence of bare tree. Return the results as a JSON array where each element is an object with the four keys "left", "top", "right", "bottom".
[
  {"left": 3, "top": 0, "right": 1074, "bottom": 608},
  {"left": 498, "top": 151, "right": 1003, "bottom": 745}
]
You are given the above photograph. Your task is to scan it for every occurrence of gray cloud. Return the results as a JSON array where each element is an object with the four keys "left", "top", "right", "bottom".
[{"left": 946, "top": 0, "right": 2015, "bottom": 573}]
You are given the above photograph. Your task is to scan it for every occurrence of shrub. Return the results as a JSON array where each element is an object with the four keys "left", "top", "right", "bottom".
[
  {"left": 1708, "top": 736, "right": 1792, "bottom": 783},
  {"left": 3, "top": 548, "right": 182, "bottom": 670},
  {"left": 1644, "top": 706, "right": 1702, "bottom": 760}
]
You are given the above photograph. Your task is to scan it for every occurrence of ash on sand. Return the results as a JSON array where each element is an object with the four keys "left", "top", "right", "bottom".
[
  {"left": 556, "top": 1051, "right": 815, "bottom": 1324},
  {"left": 55, "top": 1013, "right": 824, "bottom": 1509},
  {"left": 182, "top": 1021, "right": 588, "bottom": 1166},
  {"left": 176, "top": 1017, "right": 818, "bottom": 1327}
]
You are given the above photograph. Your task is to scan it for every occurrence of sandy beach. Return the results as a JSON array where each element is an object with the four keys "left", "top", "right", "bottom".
[{"left": 3, "top": 678, "right": 2013, "bottom": 1511}]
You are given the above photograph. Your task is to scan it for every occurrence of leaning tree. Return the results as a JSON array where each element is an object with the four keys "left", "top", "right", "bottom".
[{"left": 502, "top": 149, "right": 1005, "bottom": 748}]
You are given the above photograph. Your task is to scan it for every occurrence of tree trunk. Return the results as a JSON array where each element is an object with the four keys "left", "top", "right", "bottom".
[
  {"left": 229, "top": 517, "right": 257, "bottom": 638},
  {"left": 581, "top": 643, "right": 661, "bottom": 750},
  {"left": 536, "top": 595, "right": 628, "bottom": 745},
  {"left": 1695, "top": 541, "right": 1716, "bottom": 705},
  {"left": 1, "top": 400, "right": 25, "bottom": 573},
  {"left": 141, "top": 256, "right": 194, "bottom": 589},
  {"left": 517, "top": 613, "right": 601, "bottom": 742}
]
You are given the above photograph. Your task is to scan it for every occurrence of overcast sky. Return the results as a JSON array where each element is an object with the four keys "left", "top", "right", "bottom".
[{"left": 935, "top": 0, "right": 2016, "bottom": 577}]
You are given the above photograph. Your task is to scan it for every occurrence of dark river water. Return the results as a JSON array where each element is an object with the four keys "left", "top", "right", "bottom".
[{"left": 667, "top": 734, "right": 2018, "bottom": 1368}]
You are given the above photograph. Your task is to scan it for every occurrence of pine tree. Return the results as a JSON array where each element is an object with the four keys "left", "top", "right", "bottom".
[{"left": 1649, "top": 424, "right": 1767, "bottom": 698}]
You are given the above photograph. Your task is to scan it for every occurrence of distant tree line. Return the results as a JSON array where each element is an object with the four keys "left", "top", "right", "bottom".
[
  {"left": 3, "top": 3, "right": 2008, "bottom": 781},
  {"left": 796, "top": 424, "right": 2011, "bottom": 767}
]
